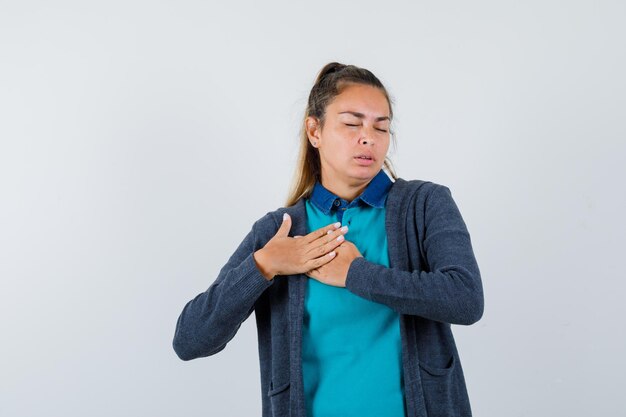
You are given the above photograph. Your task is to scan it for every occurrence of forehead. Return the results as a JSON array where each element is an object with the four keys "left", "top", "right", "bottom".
[{"left": 328, "top": 83, "right": 390, "bottom": 118}]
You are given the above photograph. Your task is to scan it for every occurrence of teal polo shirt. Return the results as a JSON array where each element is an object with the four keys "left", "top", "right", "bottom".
[{"left": 302, "top": 169, "right": 406, "bottom": 417}]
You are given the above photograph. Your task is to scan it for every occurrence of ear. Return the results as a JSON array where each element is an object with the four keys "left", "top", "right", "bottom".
[{"left": 305, "top": 116, "right": 321, "bottom": 148}]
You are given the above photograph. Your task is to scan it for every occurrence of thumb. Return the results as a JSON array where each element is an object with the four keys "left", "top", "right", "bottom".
[{"left": 275, "top": 213, "right": 292, "bottom": 237}]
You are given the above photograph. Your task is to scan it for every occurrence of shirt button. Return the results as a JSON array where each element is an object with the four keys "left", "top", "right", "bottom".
[{"left": 334, "top": 200, "right": 341, "bottom": 206}]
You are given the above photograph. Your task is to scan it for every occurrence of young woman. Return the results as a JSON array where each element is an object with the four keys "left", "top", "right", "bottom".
[{"left": 173, "top": 62, "right": 484, "bottom": 417}]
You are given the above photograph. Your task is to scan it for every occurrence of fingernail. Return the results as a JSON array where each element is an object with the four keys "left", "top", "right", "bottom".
[
  {"left": 334, "top": 222, "right": 341, "bottom": 228},
  {"left": 283, "top": 213, "right": 289, "bottom": 221},
  {"left": 340, "top": 226, "right": 348, "bottom": 233},
  {"left": 336, "top": 235, "right": 345, "bottom": 242}
]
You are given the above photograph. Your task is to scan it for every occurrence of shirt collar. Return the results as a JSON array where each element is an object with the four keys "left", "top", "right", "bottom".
[{"left": 309, "top": 169, "right": 393, "bottom": 215}]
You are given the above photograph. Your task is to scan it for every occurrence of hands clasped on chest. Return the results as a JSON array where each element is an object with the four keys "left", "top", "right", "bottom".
[{"left": 253, "top": 213, "right": 363, "bottom": 287}]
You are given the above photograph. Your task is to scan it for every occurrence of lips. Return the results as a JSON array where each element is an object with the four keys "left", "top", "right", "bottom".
[{"left": 354, "top": 154, "right": 375, "bottom": 166}]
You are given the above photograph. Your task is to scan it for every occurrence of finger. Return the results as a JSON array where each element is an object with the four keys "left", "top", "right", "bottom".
[
  {"left": 312, "top": 224, "right": 348, "bottom": 245},
  {"left": 307, "top": 225, "right": 348, "bottom": 255},
  {"left": 305, "top": 250, "right": 336, "bottom": 270},
  {"left": 275, "top": 213, "right": 292, "bottom": 238},
  {"left": 303, "top": 222, "right": 341, "bottom": 244}
]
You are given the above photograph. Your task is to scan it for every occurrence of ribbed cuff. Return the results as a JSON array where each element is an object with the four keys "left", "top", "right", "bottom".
[
  {"left": 345, "top": 256, "right": 373, "bottom": 298},
  {"left": 232, "top": 252, "right": 274, "bottom": 301}
]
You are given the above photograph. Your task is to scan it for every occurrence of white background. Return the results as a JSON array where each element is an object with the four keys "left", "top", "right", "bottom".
[{"left": 1, "top": 1, "right": 624, "bottom": 416}]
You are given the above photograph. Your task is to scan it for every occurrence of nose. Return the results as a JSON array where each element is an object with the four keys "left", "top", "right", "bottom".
[{"left": 359, "top": 126, "right": 376, "bottom": 145}]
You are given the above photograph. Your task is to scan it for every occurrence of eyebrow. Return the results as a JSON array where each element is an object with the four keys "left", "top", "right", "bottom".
[{"left": 338, "top": 111, "right": 390, "bottom": 122}]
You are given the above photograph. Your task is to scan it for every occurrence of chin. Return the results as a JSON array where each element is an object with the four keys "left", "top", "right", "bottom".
[{"left": 350, "top": 166, "right": 381, "bottom": 180}]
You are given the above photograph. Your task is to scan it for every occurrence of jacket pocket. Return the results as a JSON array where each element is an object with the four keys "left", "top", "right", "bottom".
[
  {"left": 418, "top": 354, "right": 456, "bottom": 417},
  {"left": 267, "top": 379, "right": 290, "bottom": 417}
]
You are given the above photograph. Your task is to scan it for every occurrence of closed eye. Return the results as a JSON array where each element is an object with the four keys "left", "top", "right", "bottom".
[{"left": 345, "top": 123, "right": 387, "bottom": 132}]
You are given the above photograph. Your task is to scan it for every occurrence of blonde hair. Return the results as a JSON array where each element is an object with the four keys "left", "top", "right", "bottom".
[{"left": 284, "top": 62, "right": 398, "bottom": 207}]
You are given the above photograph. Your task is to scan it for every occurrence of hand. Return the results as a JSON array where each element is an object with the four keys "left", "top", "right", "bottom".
[
  {"left": 306, "top": 240, "right": 363, "bottom": 287},
  {"left": 253, "top": 214, "right": 349, "bottom": 280}
]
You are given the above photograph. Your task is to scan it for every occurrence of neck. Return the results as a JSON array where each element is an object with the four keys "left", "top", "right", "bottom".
[{"left": 320, "top": 173, "right": 371, "bottom": 202}]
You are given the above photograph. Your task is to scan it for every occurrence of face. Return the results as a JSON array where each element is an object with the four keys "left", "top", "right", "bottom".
[{"left": 306, "top": 83, "right": 391, "bottom": 187}]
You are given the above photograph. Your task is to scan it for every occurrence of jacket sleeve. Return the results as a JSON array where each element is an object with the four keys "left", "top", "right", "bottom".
[
  {"left": 345, "top": 185, "right": 484, "bottom": 325},
  {"left": 172, "top": 217, "right": 275, "bottom": 360}
]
